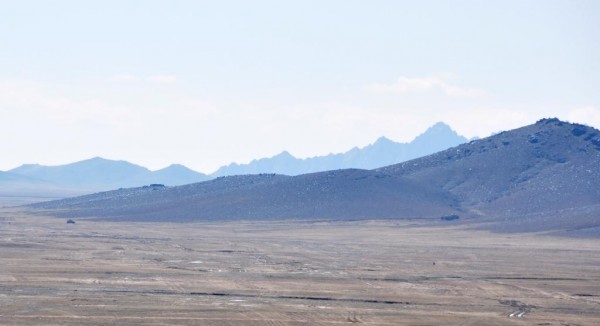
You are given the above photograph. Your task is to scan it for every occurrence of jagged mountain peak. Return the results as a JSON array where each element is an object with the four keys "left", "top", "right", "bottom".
[
  {"left": 274, "top": 150, "right": 295, "bottom": 159},
  {"left": 212, "top": 122, "right": 468, "bottom": 176},
  {"left": 413, "top": 121, "right": 461, "bottom": 140},
  {"left": 5, "top": 122, "right": 470, "bottom": 193},
  {"left": 429, "top": 121, "right": 453, "bottom": 130},
  {"left": 373, "top": 136, "right": 394, "bottom": 146}
]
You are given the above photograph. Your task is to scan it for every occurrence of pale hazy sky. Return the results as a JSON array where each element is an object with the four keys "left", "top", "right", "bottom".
[{"left": 1, "top": 0, "right": 599, "bottom": 173}]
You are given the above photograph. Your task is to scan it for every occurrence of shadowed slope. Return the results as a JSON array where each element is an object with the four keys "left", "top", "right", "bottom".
[{"left": 30, "top": 171, "right": 458, "bottom": 221}]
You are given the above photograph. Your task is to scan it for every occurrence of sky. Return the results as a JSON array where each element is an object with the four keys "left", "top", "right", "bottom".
[{"left": 1, "top": 0, "right": 599, "bottom": 173}]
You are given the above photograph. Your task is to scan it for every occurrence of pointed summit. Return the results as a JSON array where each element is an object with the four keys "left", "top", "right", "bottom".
[
  {"left": 373, "top": 136, "right": 394, "bottom": 146},
  {"left": 273, "top": 151, "right": 295, "bottom": 159},
  {"left": 411, "top": 122, "right": 466, "bottom": 149},
  {"left": 419, "top": 122, "right": 458, "bottom": 137},
  {"left": 429, "top": 121, "right": 453, "bottom": 131}
]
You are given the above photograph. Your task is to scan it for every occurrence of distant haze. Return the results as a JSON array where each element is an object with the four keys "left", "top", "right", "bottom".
[
  {"left": 2, "top": 122, "right": 467, "bottom": 194},
  {"left": 212, "top": 122, "right": 467, "bottom": 176},
  {"left": 1, "top": 1, "right": 599, "bottom": 172}
]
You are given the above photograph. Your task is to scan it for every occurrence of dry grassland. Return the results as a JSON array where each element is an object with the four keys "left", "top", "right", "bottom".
[{"left": 0, "top": 208, "right": 599, "bottom": 325}]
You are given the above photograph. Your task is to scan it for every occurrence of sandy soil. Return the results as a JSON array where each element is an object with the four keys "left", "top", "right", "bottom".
[{"left": 0, "top": 208, "right": 599, "bottom": 325}]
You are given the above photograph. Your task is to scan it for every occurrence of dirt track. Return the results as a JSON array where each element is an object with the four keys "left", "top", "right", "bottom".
[{"left": 1, "top": 209, "right": 599, "bottom": 325}]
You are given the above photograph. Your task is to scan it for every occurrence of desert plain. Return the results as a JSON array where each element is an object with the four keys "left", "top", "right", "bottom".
[{"left": 0, "top": 207, "right": 598, "bottom": 325}]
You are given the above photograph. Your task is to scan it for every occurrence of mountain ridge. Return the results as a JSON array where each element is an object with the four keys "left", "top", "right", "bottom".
[
  {"left": 212, "top": 122, "right": 468, "bottom": 176},
  {"left": 6, "top": 157, "right": 209, "bottom": 192},
  {"left": 28, "top": 118, "right": 600, "bottom": 236},
  {"left": 4, "top": 122, "right": 467, "bottom": 193}
]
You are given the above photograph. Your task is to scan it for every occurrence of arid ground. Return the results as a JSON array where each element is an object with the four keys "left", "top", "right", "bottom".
[{"left": 0, "top": 208, "right": 598, "bottom": 325}]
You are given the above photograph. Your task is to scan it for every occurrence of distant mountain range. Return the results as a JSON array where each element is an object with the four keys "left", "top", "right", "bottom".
[
  {"left": 1, "top": 122, "right": 467, "bottom": 195},
  {"left": 1, "top": 158, "right": 209, "bottom": 197},
  {"left": 212, "top": 122, "right": 468, "bottom": 176},
  {"left": 30, "top": 118, "right": 600, "bottom": 236}
]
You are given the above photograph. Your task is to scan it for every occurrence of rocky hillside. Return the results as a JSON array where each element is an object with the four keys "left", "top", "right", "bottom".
[{"left": 378, "top": 118, "right": 600, "bottom": 232}]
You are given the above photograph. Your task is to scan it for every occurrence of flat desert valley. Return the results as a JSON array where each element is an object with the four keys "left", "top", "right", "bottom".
[{"left": 0, "top": 208, "right": 599, "bottom": 325}]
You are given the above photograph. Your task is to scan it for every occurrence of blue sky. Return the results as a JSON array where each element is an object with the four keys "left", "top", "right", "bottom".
[{"left": 1, "top": 0, "right": 599, "bottom": 172}]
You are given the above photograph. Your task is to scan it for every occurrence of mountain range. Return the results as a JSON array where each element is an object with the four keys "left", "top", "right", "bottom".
[
  {"left": 29, "top": 118, "right": 600, "bottom": 236},
  {"left": 212, "top": 122, "right": 468, "bottom": 176},
  {"left": 7, "top": 159, "right": 208, "bottom": 190},
  {"left": 2, "top": 122, "right": 467, "bottom": 195}
]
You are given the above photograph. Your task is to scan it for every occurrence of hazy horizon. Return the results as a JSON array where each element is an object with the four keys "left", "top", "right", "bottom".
[
  {"left": 2, "top": 120, "right": 466, "bottom": 174},
  {"left": 1, "top": 1, "right": 599, "bottom": 172}
]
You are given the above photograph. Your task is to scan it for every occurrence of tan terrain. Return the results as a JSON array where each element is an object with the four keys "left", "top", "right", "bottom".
[{"left": 0, "top": 208, "right": 598, "bottom": 325}]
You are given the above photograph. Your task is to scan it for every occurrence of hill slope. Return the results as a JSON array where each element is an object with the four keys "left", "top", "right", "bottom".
[
  {"left": 30, "top": 171, "right": 459, "bottom": 222},
  {"left": 378, "top": 118, "right": 600, "bottom": 232}
]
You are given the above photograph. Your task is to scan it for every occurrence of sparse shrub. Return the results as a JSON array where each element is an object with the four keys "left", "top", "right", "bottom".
[
  {"left": 571, "top": 125, "right": 587, "bottom": 137},
  {"left": 440, "top": 215, "right": 459, "bottom": 221},
  {"left": 584, "top": 132, "right": 598, "bottom": 141},
  {"left": 583, "top": 133, "right": 600, "bottom": 150},
  {"left": 528, "top": 135, "right": 539, "bottom": 144}
]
